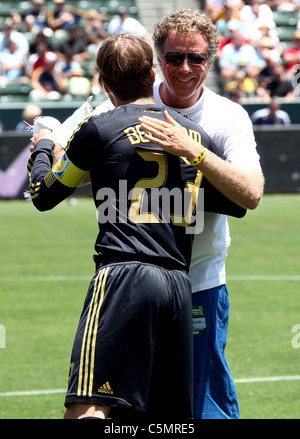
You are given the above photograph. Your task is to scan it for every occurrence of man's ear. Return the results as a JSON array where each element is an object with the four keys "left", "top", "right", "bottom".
[
  {"left": 157, "top": 55, "right": 163, "bottom": 70},
  {"left": 151, "top": 67, "right": 157, "bottom": 83},
  {"left": 102, "top": 79, "right": 111, "bottom": 94},
  {"left": 99, "top": 73, "right": 111, "bottom": 94}
]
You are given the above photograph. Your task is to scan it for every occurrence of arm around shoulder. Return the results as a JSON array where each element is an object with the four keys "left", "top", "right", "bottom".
[{"left": 195, "top": 150, "right": 264, "bottom": 210}]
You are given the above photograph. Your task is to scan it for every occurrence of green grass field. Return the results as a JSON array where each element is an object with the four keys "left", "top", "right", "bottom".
[{"left": 0, "top": 194, "right": 300, "bottom": 419}]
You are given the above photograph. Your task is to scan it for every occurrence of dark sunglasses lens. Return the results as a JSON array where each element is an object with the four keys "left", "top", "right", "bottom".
[
  {"left": 165, "top": 52, "right": 207, "bottom": 66},
  {"left": 188, "top": 53, "right": 207, "bottom": 65},
  {"left": 165, "top": 52, "right": 185, "bottom": 66}
]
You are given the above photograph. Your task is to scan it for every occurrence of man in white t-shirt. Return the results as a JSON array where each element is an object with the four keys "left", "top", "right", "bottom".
[
  {"left": 107, "top": 6, "right": 152, "bottom": 46},
  {"left": 93, "top": 9, "right": 264, "bottom": 419},
  {"left": 140, "top": 9, "right": 263, "bottom": 419}
]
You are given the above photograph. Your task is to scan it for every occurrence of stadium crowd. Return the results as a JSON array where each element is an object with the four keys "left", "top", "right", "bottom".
[
  {"left": 0, "top": 0, "right": 150, "bottom": 102},
  {"left": 1, "top": 0, "right": 300, "bottom": 107},
  {"left": 205, "top": 0, "right": 300, "bottom": 100}
]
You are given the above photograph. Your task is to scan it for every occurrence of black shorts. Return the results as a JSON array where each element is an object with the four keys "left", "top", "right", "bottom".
[{"left": 65, "top": 261, "right": 193, "bottom": 418}]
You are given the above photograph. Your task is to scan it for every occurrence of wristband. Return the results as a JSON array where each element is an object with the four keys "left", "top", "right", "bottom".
[{"left": 190, "top": 147, "right": 206, "bottom": 166}]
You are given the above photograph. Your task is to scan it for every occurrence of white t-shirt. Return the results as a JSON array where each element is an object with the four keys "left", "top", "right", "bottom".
[
  {"left": 107, "top": 17, "right": 147, "bottom": 39},
  {"left": 93, "top": 85, "right": 261, "bottom": 292}
]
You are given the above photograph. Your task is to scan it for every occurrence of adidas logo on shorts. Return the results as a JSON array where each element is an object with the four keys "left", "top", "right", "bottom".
[{"left": 98, "top": 381, "right": 113, "bottom": 394}]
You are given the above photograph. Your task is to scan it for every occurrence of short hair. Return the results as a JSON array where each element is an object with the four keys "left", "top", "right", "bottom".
[
  {"left": 96, "top": 34, "right": 154, "bottom": 101},
  {"left": 153, "top": 9, "right": 220, "bottom": 63}
]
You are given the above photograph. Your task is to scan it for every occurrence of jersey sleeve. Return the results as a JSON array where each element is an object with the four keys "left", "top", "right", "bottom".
[{"left": 27, "top": 117, "right": 98, "bottom": 211}]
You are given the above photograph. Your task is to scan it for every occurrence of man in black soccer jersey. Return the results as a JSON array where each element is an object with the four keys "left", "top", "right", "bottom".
[{"left": 28, "top": 34, "right": 240, "bottom": 419}]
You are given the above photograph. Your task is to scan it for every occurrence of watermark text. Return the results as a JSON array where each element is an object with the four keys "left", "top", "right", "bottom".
[
  {"left": 291, "top": 324, "right": 300, "bottom": 349},
  {"left": 96, "top": 180, "right": 204, "bottom": 234}
]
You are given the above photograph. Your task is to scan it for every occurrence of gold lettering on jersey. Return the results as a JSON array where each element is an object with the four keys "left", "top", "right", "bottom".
[
  {"left": 141, "top": 109, "right": 163, "bottom": 114},
  {"left": 124, "top": 124, "right": 150, "bottom": 144},
  {"left": 188, "top": 129, "right": 202, "bottom": 145},
  {"left": 170, "top": 171, "right": 203, "bottom": 227},
  {"left": 129, "top": 151, "right": 167, "bottom": 223}
]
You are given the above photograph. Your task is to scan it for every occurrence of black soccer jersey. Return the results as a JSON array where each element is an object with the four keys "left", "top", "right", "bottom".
[{"left": 27, "top": 103, "right": 244, "bottom": 272}]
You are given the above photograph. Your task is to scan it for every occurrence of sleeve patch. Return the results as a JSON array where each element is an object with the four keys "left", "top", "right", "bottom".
[{"left": 52, "top": 153, "right": 87, "bottom": 188}]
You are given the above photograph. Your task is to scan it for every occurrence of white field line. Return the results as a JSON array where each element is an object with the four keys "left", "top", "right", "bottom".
[
  {"left": 1, "top": 376, "right": 300, "bottom": 397},
  {"left": 0, "top": 275, "right": 300, "bottom": 283},
  {"left": 234, "top": 375, "right": 300, "bottom": 384},
  {"left": 0, "top": 275, "right": 91, "bottom": 282},
  {"left": 0, "top": 389, "right": 66, "bottom": 397},
  {"left": 228, "top": 275, "right": 300, "bottom": 281}
]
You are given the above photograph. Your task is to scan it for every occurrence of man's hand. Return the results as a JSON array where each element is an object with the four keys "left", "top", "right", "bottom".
[
  {"left": 139, "top": 110, "right": 203, "bottom": 163},
  {"left": 52, "top": 143, "right": 65, "bottom": 167},
  {"left": 30, "top": 128, "right": 65, "bottom": 166}
]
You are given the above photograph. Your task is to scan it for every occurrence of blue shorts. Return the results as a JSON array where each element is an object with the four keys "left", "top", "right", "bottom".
[{"left": 192, "top": 284, "right": 239, "bottom": 419}]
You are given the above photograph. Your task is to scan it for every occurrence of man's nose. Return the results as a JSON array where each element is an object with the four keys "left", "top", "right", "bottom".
[{"left": 178, "top": 58, "right": 193, "bottom": 72}]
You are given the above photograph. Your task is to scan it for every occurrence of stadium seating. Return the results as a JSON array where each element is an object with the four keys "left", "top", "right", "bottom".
[
  {"left": 1, "top": 3, "right": 300, "bottom": 121},
  {"left": 273, "top": 10, "right": 299, "bottom": 47},
  {"left": 0, "top": 80, "right": 32, "bottom": 103},
  {"left": 273, "top": 10, "right": 299, "bottom": 27}
]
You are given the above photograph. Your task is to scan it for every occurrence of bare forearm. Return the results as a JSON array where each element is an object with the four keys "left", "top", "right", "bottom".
[{"left": 192, "top": 148, "right": 264, "bottom": 210}]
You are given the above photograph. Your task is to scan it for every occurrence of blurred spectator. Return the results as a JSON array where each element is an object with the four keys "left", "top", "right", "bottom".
[
  {"left": 239, "top": 0, "right": 275, "bottom": 26},
  {"left": 27, "top": 41, "right": 57, "bottom": 75},
  {"left": 216, "top": 6, "right": 245, "bottom": 38},
  {"left": 251, "top": 99, "right": 291, "bottom": 125},
  {"left": 224, "top": 69, "right": 259, "bottom": 97},
  {"left": 282, "top": 30, "right": 300, "bottom": 77},
  {"left": 227, "top": 87, "right": 243, "bottom": 103},
  {"left": 29, "top": 52, "right": 67, "bottom": 100},
  {"left": 256, "top": 36, "right": 282, "bottom": 69},
  {"left": 29, "top": 28, "right": 54, "bottom": 54},
  {"left": 257, "top": 39, "right": 280, "bottom": 89},
  {"left": 204, "top": 0, "right": 225, "bottom": 22},
  {"left": 276, "top": 0, "right": 297, "bottom": 12},
  {"left": 83, "top": 9, "right": 108, "bottom": 49},
  {"left": 60, "top": 54, "right": 81, "bottom": 77},
  {"left": 249, "top": 19, "right": 281, "bottom": 51},
  {"left": 219, "top": 29, "right": 261, "bottom": 87},
  {"left": 204, "top": 0, "right": 244, "bottom": 23},
  {"left": 15, "top": 103, "right": 42, "bottom": 131},
  {"left": 254, "top": 78, "right": 272, "bottom": 99},
  {"left": 66, "top": 67, "right": 91, "bottom": 97},
  {"left": 47, "top": 0, "right": 79, "bottom": 32},
  {"left": 266, "top": 0, "right": 279, "bottom": 11},
  {"left": 266, "top": 64, "right": 294, "bottom": 97},
  {"left": 19, "top": 0, "right": 49, "bottom": 34},
  {"left": 107, "top": 6, "right": 152, "bottom": 46},
  {"left": 239, "top": 0, "right": 278, "bottom": 48},
  {"left": 217, "top": 19, "right": 245, "bottom": 55},
  {"left": 0, "top": 18, "right": 29, "bottom": 56},
  {"left": 57, "top": 26, "right": 89, "bottom": 63},
  {"left": 0, "top": 39, "right": 27, "bottom": 80}
]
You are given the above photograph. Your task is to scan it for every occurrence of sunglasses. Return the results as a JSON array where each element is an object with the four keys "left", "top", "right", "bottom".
[{"left": 164, "top": 52, "right": 208, "bottom": 67}]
